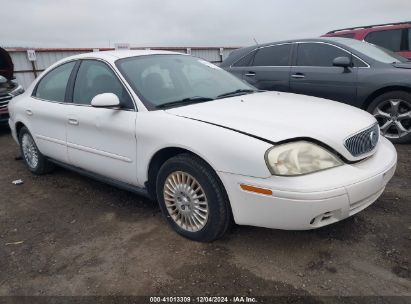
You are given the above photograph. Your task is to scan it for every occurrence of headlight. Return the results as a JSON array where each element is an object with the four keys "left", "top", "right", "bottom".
[
  {"left": 265, "top": 141, "right": 343, "bottom": 176},
  {"left": 9, "top": 84, "right": 25, "bottom": 97}
]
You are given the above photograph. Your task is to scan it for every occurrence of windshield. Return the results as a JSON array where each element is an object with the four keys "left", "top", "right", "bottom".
[
  {"left": 341, "top": 39, "right": 408, "bottom": 64},
  {"left": 116, "top": 54, "right": 256, "bottom": 109}
]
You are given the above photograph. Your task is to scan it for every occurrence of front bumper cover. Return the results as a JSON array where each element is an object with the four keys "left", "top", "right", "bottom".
[{"left": 218, "top": 137, "right": 397, "bottom": 230}]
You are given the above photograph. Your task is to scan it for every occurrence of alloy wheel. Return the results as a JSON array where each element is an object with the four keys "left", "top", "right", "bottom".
[
  {"left": 22, "top": 133, "right": 39, "bottom": 169},
  {"left": 163, "top": 171, "right": 209, "bottom": 232},
  {"left": 373, "top": 99, "right": 411, "bottom": 139}
]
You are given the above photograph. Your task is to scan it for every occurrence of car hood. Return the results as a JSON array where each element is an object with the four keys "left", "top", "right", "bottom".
[
  {"left": 165, "top": 91, "right": 377, "bottom": 161},
  {"left": 0, "top": 47, "right": 14, "bottom": 80}
]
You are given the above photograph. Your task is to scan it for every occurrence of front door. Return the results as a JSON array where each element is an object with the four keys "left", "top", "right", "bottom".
[
  {"left": 289, "top": 42, "right": 358, "bottom": 104},
  {"left": 65, "top": 59, "right": 138, "bottom": 185}
]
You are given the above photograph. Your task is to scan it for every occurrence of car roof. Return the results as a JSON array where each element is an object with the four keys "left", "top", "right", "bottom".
[
  {"left": 221, "top": 37, "right": 356, "bottom": 67},
  {"left": 47, "top": 50, "right": 185, "bottom": 68},
  {"left": 41, "top": 49, "right": 187, "bottom": 73},
  {"left": 251, "top": 37, "right": 356, "bottom": 47},
  {"left": 325, "top": 21, "right": 411, "bottom": 35},
  {"left": 67, "top": 49, "right": 182, "bottom": 61}
]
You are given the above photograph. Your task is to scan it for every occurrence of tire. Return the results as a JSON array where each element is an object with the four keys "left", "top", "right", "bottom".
[
  {"left": 156, "top": 153, "right": 231, "bottom": 242},
  {"left": 18, "top": 127, "right": 54, "bottom": 175},
  {"left": 367, "top": 90, "right": 411, "bottom": 144}
]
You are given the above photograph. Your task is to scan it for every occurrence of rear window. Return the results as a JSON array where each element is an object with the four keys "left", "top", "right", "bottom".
[
  {"left": 364, "top": 29, "right": 402, "bottom": 52},
  {"left": 252, "top": 44, "right": 292, "bottom": 66}
]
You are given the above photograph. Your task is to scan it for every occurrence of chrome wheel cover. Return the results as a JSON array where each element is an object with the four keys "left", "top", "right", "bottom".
[
  {"left": 163, "top": 171, "right": 208, "bottom": 232},
  {"left": 373, "top": 99, "right": 411, "bottom": 139},
  {"left": 22, "top": 133, "right": 39, "bottom": 169}
]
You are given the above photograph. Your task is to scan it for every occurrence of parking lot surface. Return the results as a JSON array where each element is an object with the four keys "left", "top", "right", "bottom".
[{"left": 0, "top": 125, "right": 410, "bottom": 297}]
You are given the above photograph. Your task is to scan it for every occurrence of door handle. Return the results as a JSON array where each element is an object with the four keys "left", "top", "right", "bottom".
[
  {"left": 25, "top": 110, "right": 33, "bottom": 116},
  {"left": 68, "top": 118, "right": 79, "bottom": 125},
  {"left": 245, "top": 72, "right": 256, "bottom": 77},
  {"left": 291, "top": 73, "right": 305, "bottom": 79}
]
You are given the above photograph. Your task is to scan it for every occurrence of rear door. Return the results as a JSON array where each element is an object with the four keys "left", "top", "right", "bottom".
[
  {"left": 243, "top": 43, "right": 292, "bottom": 92},
  {"left": 29, "top": 60, "right": 77, "bottom": 163},
  {"left": 65, "top": 59, "right": 138, "bottom": 184},
  {"left": 224, "top": 50, "right": 256, "bottom": 80},
  {"left": 289, "top": 42, "right": 358, "bottom": 103}
]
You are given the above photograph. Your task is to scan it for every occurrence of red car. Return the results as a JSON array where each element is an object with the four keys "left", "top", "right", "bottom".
[
  {"left": 0, "top": 47, "right": 24, "bottom": 124},
  {"left": 323, "top": 21, "right": 411, "bottom": 59}
]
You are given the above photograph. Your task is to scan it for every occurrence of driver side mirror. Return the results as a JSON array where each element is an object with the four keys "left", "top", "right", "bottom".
[
  {"left": 91, "top": 93, "right": 120, "bottom": 108},
  {"left": 332, "top": 56, "right": 351, "bottom": 68}
]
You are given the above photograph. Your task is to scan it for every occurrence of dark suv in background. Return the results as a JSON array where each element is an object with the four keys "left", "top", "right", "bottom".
[
  {"left": 221, "top": 37, "right": 411, "bottom": 143},
  {"left": 323, "top": 21, "right": 411, "bottom": 59},
  {"left": 0, "top": 47, "right": 24, "bottom": 124}
]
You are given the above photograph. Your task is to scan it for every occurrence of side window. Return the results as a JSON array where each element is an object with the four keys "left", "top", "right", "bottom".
[
  {"left": 407, "top": 29, "right": 411, "bottom": 51},
  {"left": 73, "top": 60, "right": 134, "bottom": 109},
  {"left": 252, "top": 44, "right": 291, "bottom": 66},
  {"left": 35, "top": 61, "right": 76, "bottom": 102},
  {"left": 233, "top": 50, "right": 256, "bottom": 67},
  {"left": 352, "top": 56, "right": 368, "bottom": 68},
  {"left": 364, "top": 29, "right": 402, "bottom": 52},
  {"left": 297, "top": 43, "right": 348, "bottom": 67}
]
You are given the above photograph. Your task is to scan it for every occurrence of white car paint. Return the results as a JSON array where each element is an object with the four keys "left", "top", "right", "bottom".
[
  {"left": 165, "top": 91, "right": 377, "bottom": 162},
  {"left": 8, "top": 50, "right": 397, "bottom": 231},
  {"left": 219, "top": 136, "right": 396, "bottom": 229}
]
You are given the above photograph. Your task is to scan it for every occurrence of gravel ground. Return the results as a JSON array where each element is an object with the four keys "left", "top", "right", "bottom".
[{"left": 0, "top": 125, "right": 410, "bottom": 297}]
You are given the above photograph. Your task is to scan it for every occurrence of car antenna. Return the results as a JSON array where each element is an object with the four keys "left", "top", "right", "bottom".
[{"left": 253, "top": 37, "right": 259, "bottom": 45}]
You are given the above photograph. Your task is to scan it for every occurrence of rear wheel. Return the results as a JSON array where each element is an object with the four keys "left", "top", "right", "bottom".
[
  {"left": 367, "top": 91, "right": 411, "bottom": 144},
  {"left": 18, "top": 127, "right": 54, "bottom": 175},
  {"left": 156, "top": 153, "right": 231, "bottom": 242}
]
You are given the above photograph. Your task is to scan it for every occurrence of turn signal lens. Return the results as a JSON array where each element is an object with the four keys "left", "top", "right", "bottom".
[{"left": 240, "top": 184, "right": 273, "bottom": 196}]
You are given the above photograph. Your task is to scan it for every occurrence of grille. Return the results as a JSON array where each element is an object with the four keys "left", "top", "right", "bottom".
[
  {"left": 345, "top": 124, "right": 379, "bottom": 157},
  {"left": 0, "top": 94, "right": 12, "bottom": 109}
]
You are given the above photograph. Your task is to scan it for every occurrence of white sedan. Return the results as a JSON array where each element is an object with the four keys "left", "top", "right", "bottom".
[{"left": 8, "top": 50, "right": 397, "bottom": 242}]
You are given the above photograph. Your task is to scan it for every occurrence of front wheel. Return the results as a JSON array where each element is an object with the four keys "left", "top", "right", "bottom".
[
  {"left": 368, "top": 91, "right": 411, "bottom": 144},
  {"left": 156, "top": 154, "right": 231, "bottom": 242}
]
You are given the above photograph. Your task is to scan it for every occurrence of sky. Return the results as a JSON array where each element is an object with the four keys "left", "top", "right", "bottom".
[{"left": 1, "top": 0, "right": 411, "bottom": 48}]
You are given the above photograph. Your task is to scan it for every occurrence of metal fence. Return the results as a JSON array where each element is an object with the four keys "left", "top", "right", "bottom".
[{"left": 5, "top": 47, "right": 238, "bottom": 89}]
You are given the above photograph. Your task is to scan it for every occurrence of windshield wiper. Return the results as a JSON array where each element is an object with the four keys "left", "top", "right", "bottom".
[
  {"left": 216, "top": 89, "right": 258, "bottom": 99},
  {"left": 156, "top": 96, "right": 214, "bottom": 109}
]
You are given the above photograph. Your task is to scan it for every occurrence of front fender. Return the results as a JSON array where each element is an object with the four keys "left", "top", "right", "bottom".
[{"left": 136, "top": 111, "right": 273, "bottom": 184}]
